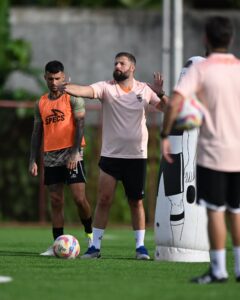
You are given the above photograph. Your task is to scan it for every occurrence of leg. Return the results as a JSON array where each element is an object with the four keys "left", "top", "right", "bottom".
[
  {"left": 228, "top": 211, "right": 240, "bottom": 279},
  {"left": 122, "top": 159, "right": 149, "bottom": 259},
  {"left": 93, "top": 169, "right": 117, "bottom": 229},
  {"left": 70, "top": 182, "right": 92, "bottom": 221},
  {"left": 70, "top": 182, "right": 93, "bottom": 246},
  {"left": 48, "top": 183, "right": 65, "bottom": 230},
  {"left": 228, "top": 211, "right": 240, "bottom": 246},
  {"left": 128, "top": 199, "right": 145, "bottom": 230},
  {"left": 81, "top": 170, "right": 117, "bottom": 258},
  {"left": 191, "top": 166, "right": 228, "bottom": 283},
  {"left": 40, "top": 183, "right": 64, "bottom": 256},
  {"left": 66, "top": 161, "right": 93, "bottom": 245},
  {"left": 128, "top": 198, "right": 150, "bottom": 260},
  {"left": 207, "top": 209, "right": 226, "bottom": 250},
  {"left": 207, "top": 209, "right": 228, "bottom": 278},
  {"left": 191, "top": 208, "right": 228, "bottom": 283}
]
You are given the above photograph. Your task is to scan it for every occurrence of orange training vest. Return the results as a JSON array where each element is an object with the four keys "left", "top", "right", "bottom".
[{"left": 38, "top": 93, "right": 86, "bottom": 152}]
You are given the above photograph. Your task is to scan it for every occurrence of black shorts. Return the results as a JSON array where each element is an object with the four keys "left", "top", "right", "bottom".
[
  {"left": 44, "top": 161, "right": 86, "bottom": 186},
  {"left": 197, "top": 165, "right": 240, "bottom": 212},
  {"left": 98, "top": 156, "right": 147, "bottom": 200}
]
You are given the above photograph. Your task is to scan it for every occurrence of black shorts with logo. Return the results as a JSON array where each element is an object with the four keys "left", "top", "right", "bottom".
[
  {"left": 99, "top": 156, "right": 147, "bottom": 200},
  {"left": 44, "top": 161, "right": 86, "bottom": 185},
  {"left": 197, "top": 165, "right": 240, "bottom": 211}
]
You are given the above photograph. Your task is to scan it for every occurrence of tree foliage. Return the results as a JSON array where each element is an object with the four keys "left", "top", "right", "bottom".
[
  {"left": 0, "top": 0, "right": 44, "bottom": 222},
  {"left": 0, "top": 0, "right": 31, "bottom": 96},
  {"left": 1, "top": 0, "right": 45, "bottom": 99}
]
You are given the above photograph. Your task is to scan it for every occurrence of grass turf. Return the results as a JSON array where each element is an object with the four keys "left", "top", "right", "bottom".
[{"left": 0, "top": 225, "right": 239, "bottom": 300}]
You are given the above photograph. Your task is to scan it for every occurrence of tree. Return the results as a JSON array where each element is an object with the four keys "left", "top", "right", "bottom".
[
  {"left": 0, "top": 0, "right": 45, "bottom": 99},
  {"left": 0, "top": 0, "right": 45, "bottom": 222}
]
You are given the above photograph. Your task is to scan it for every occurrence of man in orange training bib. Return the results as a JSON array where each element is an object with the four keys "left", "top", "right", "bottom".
[{"left": 29, "top": 60, "right": 93, "bottom": 256}]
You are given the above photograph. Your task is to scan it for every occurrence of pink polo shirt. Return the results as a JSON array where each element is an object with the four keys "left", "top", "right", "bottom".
[
  {"left": 90, "top": 79, "right": 161, "bottom": 158},
  {"left": 175, "top": 53, "right": 240, "bottom": 172}
]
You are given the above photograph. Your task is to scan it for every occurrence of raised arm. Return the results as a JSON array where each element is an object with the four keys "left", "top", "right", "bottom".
[
  {"left": 63, "top": 84, "right": 94, "bottom": 98},
  {"left": 148, "top": 72, "right": 165, "bottom": 96},
  {"left": 148, "top": 72, "right": 169, "bottom": 112}
]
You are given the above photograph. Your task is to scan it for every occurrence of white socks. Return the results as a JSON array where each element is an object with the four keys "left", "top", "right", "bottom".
[
  {"left": 210, "top": 247, "right": 240, "bottom": 278},
  {"left": 91, "top": 228, "right": 145, "bottom": 250},
  {"left": 92, "top": 228, "right": 104, "bottom": 250},
  {"left": 210, "top": 249, "right": 228, "bottom": 278},
  {"left": 233, "top": 246, "right": 240, "bottom": 277},
  {"left": 134, "top": 229, "right": 145, "bottom": 249}
]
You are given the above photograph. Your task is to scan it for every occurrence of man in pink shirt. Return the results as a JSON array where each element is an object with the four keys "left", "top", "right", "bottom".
[
  {"left": 62, "top": 52, "right": 167, "bottom": 259},
  {"left": 161, "top": 16, "right": 240, "bottom": 283}
]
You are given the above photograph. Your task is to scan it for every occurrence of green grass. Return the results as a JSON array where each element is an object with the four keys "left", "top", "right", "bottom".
[{"left": 0, "top": 225, "right": 239, "bottom": 300}]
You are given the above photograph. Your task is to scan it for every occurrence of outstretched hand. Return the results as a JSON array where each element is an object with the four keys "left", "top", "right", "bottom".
[
  {"left": 148, "top": 72, "right": 164, "bottom": 96},
  {"left": 58, "top": 82, "right": 68, "bottom": 93}
]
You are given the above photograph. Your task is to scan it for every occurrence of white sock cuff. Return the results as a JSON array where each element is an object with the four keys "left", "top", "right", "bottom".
[
  {"left": 134, "top": 229, "right": 145, "bottom": 249},
  {"left": 210, "top": 249, "right": 226, "bottom": 256},
  {"left": 233, "top": 246, "right": 240, "bottom": 254},
  {"left": 92, "top": 227, "right": 105, "bottom": 250},
  {"left": 210, "top": 249, "right": 228, "bottom": 278}
]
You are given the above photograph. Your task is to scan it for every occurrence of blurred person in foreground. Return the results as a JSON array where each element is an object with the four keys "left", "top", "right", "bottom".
[
  {"left": 160, "top": 16, "right": 240, "bottom": 283},
  {"left": 61, "top": 52, "right": 168, "bottom": 259},
  {"left": 29, "top": 60, "right": 93, "bottom": 256}
]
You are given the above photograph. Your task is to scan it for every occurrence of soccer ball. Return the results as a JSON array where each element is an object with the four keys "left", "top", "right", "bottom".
[
  {"left": 53, "top": 235, "right": 80, "bottom": 259},
  {"left": 174, "top": 97, "right": 204, "bottom": 130}
]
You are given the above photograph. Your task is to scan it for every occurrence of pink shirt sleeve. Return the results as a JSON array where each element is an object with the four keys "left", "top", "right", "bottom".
[
  {"left": 174, "top": 65, "right": 201, "bottom": 99},
  {"left": 90, "top": 81, "right": 106, "bottom": 99}
]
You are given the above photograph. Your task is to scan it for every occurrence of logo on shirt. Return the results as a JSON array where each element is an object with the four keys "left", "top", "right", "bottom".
[
  {"left": 136, "top": 94, "right": 143, "bottom": 102},
  {"left": 45, "top": 109, "right": 65, "bottom": 125}
]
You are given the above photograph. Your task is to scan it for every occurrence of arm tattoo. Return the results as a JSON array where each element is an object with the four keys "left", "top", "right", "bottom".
[
  {"left": 29, "top": 120, "right": 43, "bottom": 164},
  {"left": 72, "top": 116, "right": 84, "bottom": 154}
]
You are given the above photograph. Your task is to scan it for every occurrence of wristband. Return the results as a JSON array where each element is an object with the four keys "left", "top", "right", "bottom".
[
  {"left": 160, "top": 132, "right": 168, "bottom": 139},
  {"left": 158, "top": 90, "right": 165, "bottom": 99}
]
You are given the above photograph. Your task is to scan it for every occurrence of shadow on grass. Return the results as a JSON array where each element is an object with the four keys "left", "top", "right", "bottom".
[
  {"left": 0, "top": 250, "right": 155, "bottom": 262},
  {"left": 0, "top": 250, "right": 39, "bottom": 257},
  {"left": 80, "top": 256, "right": 154, "bottom": 261}
]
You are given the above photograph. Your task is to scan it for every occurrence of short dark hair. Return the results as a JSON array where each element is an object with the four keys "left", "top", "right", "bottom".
[
  {"left": 45, "top": 60, "right": 64, "bottom": 73},
  {"left": 205, "top": 16, "right": 233, "bottom": 49},
  {"left": 115, "top": 52, "right": 136, "bottom": 65}
]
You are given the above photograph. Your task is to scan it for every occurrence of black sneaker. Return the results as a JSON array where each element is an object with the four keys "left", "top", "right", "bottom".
[
  {"left": 236, "top": 276, "right": 240, "bottom": 282},
  {"left": 191, "top": 270, "right": 228, "bottom": 284}
]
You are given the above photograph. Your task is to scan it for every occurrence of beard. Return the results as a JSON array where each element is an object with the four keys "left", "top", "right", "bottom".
[{"left": 113, "top": 70, "right": 129, "bottom": 82}]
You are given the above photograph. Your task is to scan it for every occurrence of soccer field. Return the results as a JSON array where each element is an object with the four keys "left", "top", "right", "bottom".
[{"left": 0, "top": 226, "right": 238, "bottom": 300}]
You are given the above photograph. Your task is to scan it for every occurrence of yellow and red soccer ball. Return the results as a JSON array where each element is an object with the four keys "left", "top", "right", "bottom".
[
  {"left": 53, "top": 235, "right": 80, "bottom": 259},
  {"left": 175, "top": 97, "right": 204, "bottom": 130}
]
